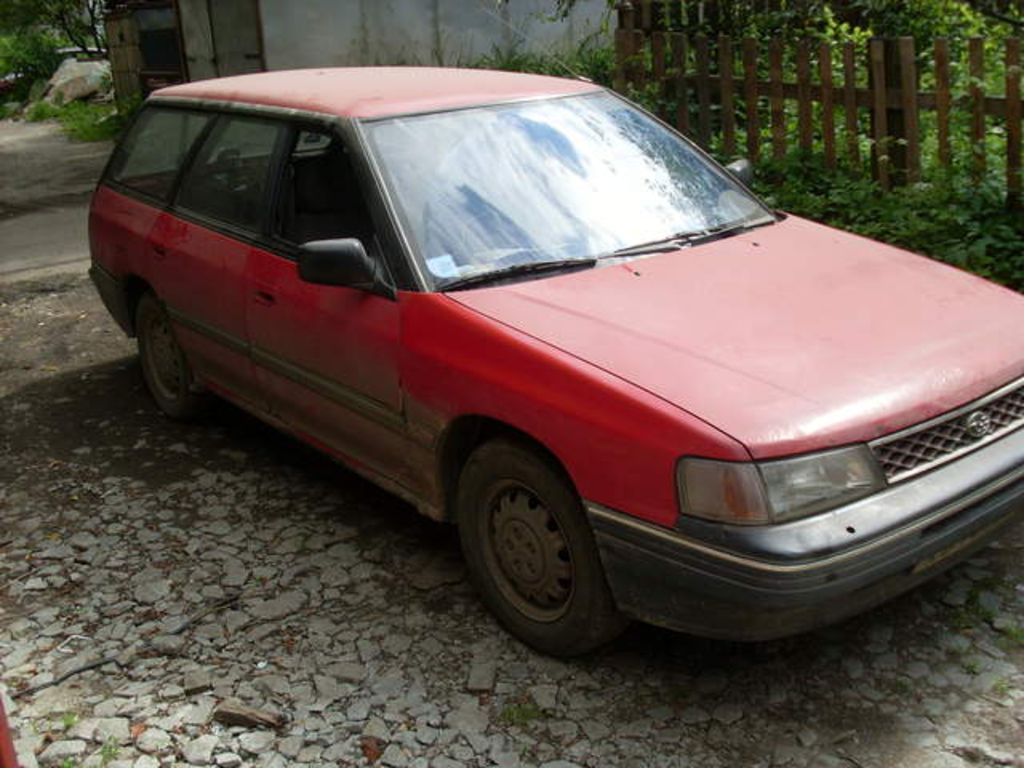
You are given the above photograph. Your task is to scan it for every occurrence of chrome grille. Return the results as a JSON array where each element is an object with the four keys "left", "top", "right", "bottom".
[{"left": 872, "top": 381, "right": 1024, "bottom": 483}]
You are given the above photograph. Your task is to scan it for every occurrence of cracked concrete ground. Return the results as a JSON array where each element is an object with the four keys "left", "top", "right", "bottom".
[{"left": 1, "top": 274, "right": 1023, "bottom": 768}]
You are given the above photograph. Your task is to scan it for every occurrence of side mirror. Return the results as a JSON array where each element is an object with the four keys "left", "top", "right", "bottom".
[
  {"left": 725, "top": 158, "right": 754, "bottom": 186},
  {"left": 297, "top": 238, "right": 393, "bottom": 298}
]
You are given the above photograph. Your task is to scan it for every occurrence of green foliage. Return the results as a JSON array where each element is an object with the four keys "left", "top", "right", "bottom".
[
  {"left": 99, "top": 738, "right": 120, "bottom": 766},
  {"left": 25, "top": 97, "right": 136, "bottom": 142},
  {"left": 752, "top": 153, "right": 1024, "bottom": 292},
  {"left": 845, "top": 0, "right": 987, "bottom": 46},
  {"left": 0, "top": 0, "right": 106, "bottom": 54},
  {"left": 500, "top": 700, "right": 544, "bottom": 726},
  {"left": 472, "top": 37, "right": 615, "bottom": 86},
  {"left": 0, "top": 30, "right": 63, "bottom": 100}
]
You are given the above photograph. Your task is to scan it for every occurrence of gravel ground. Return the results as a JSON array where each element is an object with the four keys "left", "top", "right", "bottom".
[{"left": 1, "top": 273, "right": 1023, "bottom": 768}]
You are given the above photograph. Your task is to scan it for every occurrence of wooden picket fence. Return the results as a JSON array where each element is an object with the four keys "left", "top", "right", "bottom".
[{"left": 614, "top": 2, "right": 1023, "bottom": 208}]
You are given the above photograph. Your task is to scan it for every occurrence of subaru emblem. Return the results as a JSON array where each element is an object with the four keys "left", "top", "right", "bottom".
[{"left": 964, "top": 410, "right": 993, "bottom": 439}]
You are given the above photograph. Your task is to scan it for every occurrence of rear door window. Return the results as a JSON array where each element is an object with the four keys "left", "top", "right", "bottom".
[
  {"left": 175, "top": 115, "right": 285, "bottom": 232},
  {"left": 107, "top": 107, "right": 210, "bottom": 202}
]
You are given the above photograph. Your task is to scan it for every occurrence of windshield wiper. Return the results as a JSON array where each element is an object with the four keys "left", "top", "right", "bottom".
[
  {"left": 673, "top": 216, "right": 777, "bottom": 246},
  {"left": 607, "top": 237, "right": 686, "bottom": 258},
  {"left": 440, "top": 257, "right": 597, "bottom": 291},
  {"left": 605, "top": 216, "right": 777, "bottom": 259}
]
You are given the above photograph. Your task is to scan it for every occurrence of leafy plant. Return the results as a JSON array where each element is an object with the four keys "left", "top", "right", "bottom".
[
  {"left": 500, "top": 700, "right": 543, "bottom": 726},
  {"left": 0, "top": 30, "right": 63, "bottom": 101},
  {"left": 99, "top": 738, "right": 120, "bottom": 766},
  {"left": 751, "top": 153, "right": 1024, "bottom": 292},
  {"left": 473, "top": 36, "right": 615, "bottom": 87},
  {"left": 24, "top": 97, "right": 135, "bottom": 142}
]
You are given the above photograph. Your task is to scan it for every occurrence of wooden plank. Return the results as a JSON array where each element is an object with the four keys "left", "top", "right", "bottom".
[
  {"left": 796, "top": 40, "right": 813, "bottom": 151},
  {"left": 770, "top": 38, "right": 786, "bottom": 160},
  {"left": 819, "top": 42, "right": 836, "bottom": 168},
  {"left": 632, "top": 29, "right": 647, "bottom": 90},
  {"left": 671, "top": 72, "right": 1013, "bottom": 118},
  {"left": 743, "top": 37, "right": 760, "bottom": 162},
  {"left": 673, "top": 32, "right": 690, "bottom": 136},
  {"left": 613, "top": 27, "right": 631, "bottom": 93},
  {"left": 1008, "top": 37, "right": 1022, "bottom": 208},
  {"left": 970, "top": 37, "right": 986, "bottom": 182},
  {"left": 613, "top": 1, "right": 636, "bottom": 92},
  {"left": 640, "top": 0, "right": 653, "bottom": 31},
  {"left": 898, "top": 37, "right": 921, "bottom": 182},
  {"left": 843, "top": 42, "right": 859, "bottom": 168},
  {"left": 696, "top": 34, "right": 712, "bottom": 148},
  {"left": 934, "top": 38, "right": 952, "bottom": 169},
  {"left": 719, "top": 35, "right": 736, "bottom": 155},
  {"left": 652, "top": 31, "right": 667, "bottom": 82},
  {"left": 870, "top": 38, "right": 890, "bottom": 190},
  {"left": 652, "top": 31, "right": 668, "bottom": 121}
]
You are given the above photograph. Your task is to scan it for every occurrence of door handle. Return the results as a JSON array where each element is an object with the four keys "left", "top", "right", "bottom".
[
  {"left": 254, "top": 289, "right": 276, "bottom": 306},
  {"left": 151, "top": 243, "right": 167, "bottom": 258}
]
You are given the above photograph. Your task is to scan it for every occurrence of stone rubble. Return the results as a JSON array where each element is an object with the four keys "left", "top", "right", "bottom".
[{"left": 1, "top": 276, "right": 1023, "bottom": 768}]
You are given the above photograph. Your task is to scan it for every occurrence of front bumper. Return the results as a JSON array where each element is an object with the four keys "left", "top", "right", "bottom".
[{"left": 587, "top": 426, "right": 1024, "bottom": 641}]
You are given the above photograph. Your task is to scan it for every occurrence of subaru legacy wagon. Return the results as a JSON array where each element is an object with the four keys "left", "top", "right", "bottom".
[{"left": 89, "top": 67, "right": 1024, "bottom": 656}]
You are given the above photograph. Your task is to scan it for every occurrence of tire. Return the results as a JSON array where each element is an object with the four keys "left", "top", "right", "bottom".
[
  {"left": 135, "top": 292, "right": 205, "bottom": 420},
  {"left": 456, "top": 437, "right": 627, "bottom": 656}
]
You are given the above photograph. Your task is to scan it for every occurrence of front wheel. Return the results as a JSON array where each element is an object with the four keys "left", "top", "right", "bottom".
[
  {"left": 456, "top": 438, "right": 627, "bottom": 656},
  {"left": 135, "top": 292, "right": 206, "bottom": 420}
]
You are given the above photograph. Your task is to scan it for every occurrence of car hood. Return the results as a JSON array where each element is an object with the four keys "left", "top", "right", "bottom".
[{"left": 448, "top": 215, "right": 1024, "bottom": 458}]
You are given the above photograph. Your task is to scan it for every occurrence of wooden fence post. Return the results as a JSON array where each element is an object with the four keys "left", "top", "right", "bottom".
[
  {"left": 743, "top": 37, "right": 760, "bottom": 162},
  {"left": 719, "top": 35, "right": 736, "bottom": 155},
  {"left": 842, "top": 42, "right": 860, "bottom": 170},
  {"left": 898, "top": 37, "right": 921, "bottom": 183},
  {"left": 770, "top": 38, "right": 786, "bottom": 159},
  {"left": 695, "top": 34, "right": 712, "bottom": 148},
  {"left": 1007, "top": 37, "right": 1022, "bottom": 209},
  {"left": 613, "top": 2, "right": 634, "bottom": 93},
  {"left": 869, "top": 39, "right": 891, "bottom": 190},
  {"left": 970, "top": 37, "right": 986, "bottom": 183},
  {"left": 796, "top": 41, "right": 813, "bottom": 152},
  {"left": 820, "top": 41, "right": 836, "bottom": 169},
  {"left": 672, "top": 32, "right": 691, "bottom": 137},
  {"left": 934, "top": 39, "right": 952, "bottom": 170},
  {"left": 870, "top": 38, "right": 913, "bottom": 186}
]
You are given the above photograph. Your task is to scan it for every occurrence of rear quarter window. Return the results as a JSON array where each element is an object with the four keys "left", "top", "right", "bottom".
[
  {"left": 107, "top": 107, "right": 210, "bottom": 202},
  {"left": 175, "top": 116, "right": 284, "bottom": 232}
]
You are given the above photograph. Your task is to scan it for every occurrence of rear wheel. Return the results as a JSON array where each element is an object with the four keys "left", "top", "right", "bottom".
[
  {"left": 456, "top": 438, "right": 627, "bottom": 656},
  {"left": 135, "top": 292, "right": 205, "bottom": 420}
]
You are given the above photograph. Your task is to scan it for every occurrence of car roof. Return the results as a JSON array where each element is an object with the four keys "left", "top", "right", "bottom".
[{"left": 152, "top": 67, "right": 602, "bottom": 120}]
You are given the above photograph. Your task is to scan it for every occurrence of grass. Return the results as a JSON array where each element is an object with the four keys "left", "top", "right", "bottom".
[
  {"left": 500, "top": 701, "right": 544, "bottom": 727},
  {"left": 24, "top": 98, "right": 133, "bottom": 142}
]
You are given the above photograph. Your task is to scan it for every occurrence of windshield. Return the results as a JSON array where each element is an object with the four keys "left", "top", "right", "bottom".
[{"left": 363, "top": 91, "right": 773, "bottom": 290}]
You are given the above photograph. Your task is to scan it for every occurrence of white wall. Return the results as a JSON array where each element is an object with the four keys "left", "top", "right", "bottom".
[{"left": 257, "top": 0, "right": 611, "bottom": 70}]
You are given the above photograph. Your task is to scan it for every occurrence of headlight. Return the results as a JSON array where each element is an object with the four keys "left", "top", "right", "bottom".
[{"left": 678, "top": 446, "right": 885, "bottom": 525}]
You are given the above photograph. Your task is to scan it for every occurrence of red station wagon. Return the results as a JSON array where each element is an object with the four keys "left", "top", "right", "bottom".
[{"left": 89, "top": 67, "right": 1024, "bottom": 656}]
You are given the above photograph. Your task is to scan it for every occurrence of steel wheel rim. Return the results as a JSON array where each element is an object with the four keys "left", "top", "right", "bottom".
[
  {"left": 484, "top": 481, "right": 575, "bottom": 623},
  {"left": 143, "top": 308, "right": 183, "bottom": 403}
]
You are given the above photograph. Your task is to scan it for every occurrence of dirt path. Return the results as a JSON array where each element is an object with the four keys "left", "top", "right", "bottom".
[{"left": 0, "top": 120, "right": 112, "bottom": 277}]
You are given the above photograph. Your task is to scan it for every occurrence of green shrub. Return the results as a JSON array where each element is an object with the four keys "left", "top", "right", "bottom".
[
  {"left": 752, "top": 153, "right": 1024, "bottom": 292},
  {"left": 24, "top": 99, "right": 61, "bottom": 121},
  {"left": 24, "top": 98, "right": 136, "bottom": 142},
  {"left": 472, "top": 38, "right": 615, "bottom": 87},
  {"left": 0, "top": 31, "right": 63, "bottom": 101}
]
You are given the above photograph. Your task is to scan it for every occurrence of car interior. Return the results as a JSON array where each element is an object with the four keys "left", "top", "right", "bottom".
[{"left": 276, "top": 131, "right": 374, "bottom": 248}]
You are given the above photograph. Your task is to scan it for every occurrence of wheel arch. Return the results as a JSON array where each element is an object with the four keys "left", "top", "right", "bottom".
[
  {"left": 437, "top": 414, "right": 578, "bottom": 522},
  {"left": 121, "top": 274, "right": 153, "bottom": 336}
]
